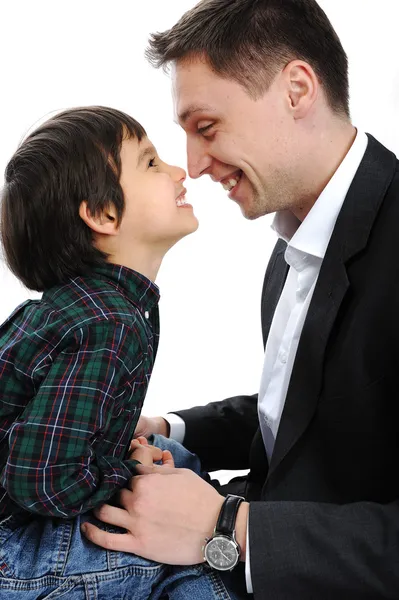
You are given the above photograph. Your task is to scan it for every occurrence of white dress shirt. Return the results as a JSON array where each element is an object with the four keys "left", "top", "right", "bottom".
[
  {"left": 258, "top": 130, "right": 368, "bottom": 462},
  {"left": 166, "top": 130, "right": 369, "bottom": 594}
]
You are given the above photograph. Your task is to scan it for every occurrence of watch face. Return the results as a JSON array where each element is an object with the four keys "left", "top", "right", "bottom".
[{"left": 204, "top": 535, "right": 239, "bottom": 571}]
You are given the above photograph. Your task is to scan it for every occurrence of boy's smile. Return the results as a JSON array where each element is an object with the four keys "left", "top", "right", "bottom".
[
  {"left": 81, "top": 134, "right": 198, "bottom": 282},
  {"left": 118, "top": 136, "right": 198, "bottom": 238}
]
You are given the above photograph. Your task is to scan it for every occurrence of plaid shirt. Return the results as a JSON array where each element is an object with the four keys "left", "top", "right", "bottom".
[{"left": 0, "top": 263, "right": 160, "bottom": 519}]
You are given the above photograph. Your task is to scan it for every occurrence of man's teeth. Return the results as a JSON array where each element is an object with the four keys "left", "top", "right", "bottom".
[
  {"left": 221, "top": 175, "right": 240, "bottom": 191},
  {"left": 176, "top": 196, "right": 188, "bottom": 207}
]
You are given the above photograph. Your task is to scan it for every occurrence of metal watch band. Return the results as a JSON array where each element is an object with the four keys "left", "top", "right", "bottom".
[{"left": 215, "top": 494, "right": 245, "bottom": 537}]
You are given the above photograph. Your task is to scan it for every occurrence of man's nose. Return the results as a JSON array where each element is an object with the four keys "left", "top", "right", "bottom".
[{"left": 186, "top": 139, "right": 212, "bottom": 179}]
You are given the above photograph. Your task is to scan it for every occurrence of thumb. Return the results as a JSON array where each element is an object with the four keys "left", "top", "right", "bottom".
[{"left": 161, "top": 449, "right": 175, "bottom": 467}]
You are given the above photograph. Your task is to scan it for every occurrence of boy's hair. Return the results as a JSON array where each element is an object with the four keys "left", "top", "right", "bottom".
[
  {"left": 1, "top": 106, "right": 146, "bottom": 292},
  {"left": 146, "top": 0, "right": 349, "bottom": 117}
]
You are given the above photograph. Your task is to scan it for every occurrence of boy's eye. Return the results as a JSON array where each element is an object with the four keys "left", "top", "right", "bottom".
[{"left": 148, "top": 157, "right": 157, "bottom": 168}]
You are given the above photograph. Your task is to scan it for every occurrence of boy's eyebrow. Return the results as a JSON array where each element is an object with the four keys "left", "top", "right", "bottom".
[{"left": 137, "top": 145, "right": 156, "bottom": 166}]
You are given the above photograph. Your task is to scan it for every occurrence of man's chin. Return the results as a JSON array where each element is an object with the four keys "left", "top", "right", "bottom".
[
  {"left": 237, "top": 198, "right": 268, "bottom": 221},
  {"left": 240, "top": 207, "right": 259, "bottom": 221}
]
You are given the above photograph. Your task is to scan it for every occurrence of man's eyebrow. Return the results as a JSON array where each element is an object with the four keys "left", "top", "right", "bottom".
[
  {"left": 176, "top": 105, "right": 216, "bottom": 124},
  {"left": 137, "top": 145, "right": 156, "bottom": 167}
]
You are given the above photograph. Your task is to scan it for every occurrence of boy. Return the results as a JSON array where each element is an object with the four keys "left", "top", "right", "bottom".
[{"left": 0, "top": 107, "right": 239, "bottom": 599}]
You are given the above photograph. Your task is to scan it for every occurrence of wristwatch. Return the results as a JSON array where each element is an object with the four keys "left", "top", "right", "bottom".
[{"left": 203, "top": 494, "right": 245, "bottom": 571}]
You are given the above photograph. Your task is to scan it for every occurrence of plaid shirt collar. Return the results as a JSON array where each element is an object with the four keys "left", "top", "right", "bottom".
[{"left": 91, "top": 263, "right": 160, "bottom": 313}]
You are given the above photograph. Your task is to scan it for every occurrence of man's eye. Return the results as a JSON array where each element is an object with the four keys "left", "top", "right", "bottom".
[
  {"left": 148, "top": 157, "right": 157, "bottom": 168},
  {"left": 197, "top": 124, "right": 214, "bottom": 137}
]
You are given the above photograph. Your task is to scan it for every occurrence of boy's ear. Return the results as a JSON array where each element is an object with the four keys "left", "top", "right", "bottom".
[{"left": 79, "top": 201, "right": 119, "bottom": 236}]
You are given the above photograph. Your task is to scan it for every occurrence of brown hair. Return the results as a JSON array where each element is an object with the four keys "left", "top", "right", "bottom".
[
  {"left": 1, "top": 106, "right": 146, "bottom": 291},
  {"left": 146, "top": 0, "right": 349, "bottom": 116}
]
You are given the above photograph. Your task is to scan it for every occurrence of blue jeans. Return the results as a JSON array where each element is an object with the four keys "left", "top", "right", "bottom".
[{"left": 0, "top": 436, "right": 247, "bottom": 599}]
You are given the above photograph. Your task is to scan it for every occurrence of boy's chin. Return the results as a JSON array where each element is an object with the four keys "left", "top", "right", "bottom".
[
  {"left": 166, "top": 221, "right": 199, "bottom": 248},
  {"left": 181, "top": 219, "right": 199, "bottom": 238}
]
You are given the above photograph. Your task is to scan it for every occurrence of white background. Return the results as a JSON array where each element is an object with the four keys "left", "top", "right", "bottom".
[{"left": 0, "top": 0, "right": 398, "bottom": 419}]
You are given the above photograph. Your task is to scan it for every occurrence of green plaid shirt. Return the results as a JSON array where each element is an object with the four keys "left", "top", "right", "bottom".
[{"left": 0, "top": 263, "right": 160, "bottom": 519}]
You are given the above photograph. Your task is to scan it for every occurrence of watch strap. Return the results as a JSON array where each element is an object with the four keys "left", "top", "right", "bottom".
[{"left": 215, "top": 494, "right": 245, "bottom": 537}]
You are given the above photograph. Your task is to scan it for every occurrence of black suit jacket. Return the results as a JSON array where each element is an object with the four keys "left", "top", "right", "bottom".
[{"left": 176, "top": 135, "right": 399, "bottom": 599}]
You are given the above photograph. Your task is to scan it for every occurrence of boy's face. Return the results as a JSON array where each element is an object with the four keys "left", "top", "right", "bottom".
[{"left": 118, "top": 136, "right": 198, "bottom": 250}]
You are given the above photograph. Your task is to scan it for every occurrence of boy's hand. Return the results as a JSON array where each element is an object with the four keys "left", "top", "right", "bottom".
[
  {"left": 133, "top": 416, "right": 170, "bottom": 439},
  {"left": 129, "top": 436, "right": 174, "bottom": 467}
]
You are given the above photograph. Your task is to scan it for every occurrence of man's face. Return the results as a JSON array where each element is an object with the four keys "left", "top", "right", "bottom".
[{"left": 173, "top": 57, "right": 298, "bottom": 220}]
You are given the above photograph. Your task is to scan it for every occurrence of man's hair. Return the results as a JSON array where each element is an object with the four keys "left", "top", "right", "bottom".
[
  {"left": 1, "top": 106, "right": 146, "bottom": 292},
  {"left": 146, "top": 0, "right": 349, "bottom": 117}
]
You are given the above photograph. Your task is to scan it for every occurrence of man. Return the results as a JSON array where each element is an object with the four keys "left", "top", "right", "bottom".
[{"left": 82, "top": 1, "right": 399, "bottom": 597}]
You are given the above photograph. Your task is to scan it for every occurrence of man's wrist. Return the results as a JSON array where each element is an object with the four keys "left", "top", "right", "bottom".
[
  {"left": 203, "top": 497, "right": 249, "bottom": 570},
  {"left": 154, "top": 416, "right": 170, "bottom": 437}
]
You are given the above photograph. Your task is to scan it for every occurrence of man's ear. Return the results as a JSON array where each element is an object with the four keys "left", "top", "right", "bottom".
[
  {"left": 79, "top": 201, "right": 119, "bottom": 236},
  {"left": 283, "top": 60, "right": 318, "bottom": 120}
]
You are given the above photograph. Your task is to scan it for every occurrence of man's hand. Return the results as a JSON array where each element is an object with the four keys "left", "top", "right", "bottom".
[
  {"left": 133, "top": 415, "right": 170, "bottom": 439},
  {"left": 129, "top": 436, "right": 174, "bottom": 468},
  {"left": 81, "top": 466, "right": 249, "bottom": 566}
]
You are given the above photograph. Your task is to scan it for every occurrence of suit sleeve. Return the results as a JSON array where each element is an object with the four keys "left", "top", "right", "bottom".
[
  {"left": 175, "top": 394, "right": 259, "bottom": 471},
  {"left": 249, "top": 499, "right": 399, "bottom": 599}
]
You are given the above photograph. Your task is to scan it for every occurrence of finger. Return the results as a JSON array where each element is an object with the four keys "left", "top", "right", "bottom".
[
  {"left": 93, "top": 504, "right": 132, "bottom": 530},
  {"left": 137, "top": 436, "right": 149, "bottom": 446},
  {"left": 131, "top": 445, "right": 164, "bottom": 463},
  {"left": 130, "top": 446, "right": 155, "bottom": 466},
  {"left": 135, "top": 463, "right": 178, "bottom": 475},
  {"left": 129, "top": 439, "right": 141, "bottom": 450},
  {"left": 82, "top": 523, "right": 140, "bottom": 553},
  {"left": 147, "top": 445, "right": 163, "bottom": 462},
  {"left": 118, "top": 487, "right": 135, "bottom": 505},
  {"left": 161, "top": 450, "right": 175, "bottom": 467}
]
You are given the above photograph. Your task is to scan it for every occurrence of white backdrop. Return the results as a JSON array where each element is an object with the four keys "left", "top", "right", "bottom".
[{"left": 0, "top": 0, "right": 398, "bottom": 418}]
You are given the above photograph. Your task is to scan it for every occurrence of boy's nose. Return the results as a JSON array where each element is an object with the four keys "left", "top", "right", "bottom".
[{"left": 171, "top": 164, "right": 186, "bottom": 183}]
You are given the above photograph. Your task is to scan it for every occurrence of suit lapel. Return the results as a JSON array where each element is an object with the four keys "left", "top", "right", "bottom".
[
  {"left": 267, "top": 260, "right": 349, "bottom": 478},
  {"left": 267, "top": 135, "right": 397, "bottom": 479}
]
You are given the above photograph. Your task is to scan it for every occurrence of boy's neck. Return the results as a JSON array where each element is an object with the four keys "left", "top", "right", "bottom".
[{"left": 107, "top": 247, "right": 165, "bottom": 282}]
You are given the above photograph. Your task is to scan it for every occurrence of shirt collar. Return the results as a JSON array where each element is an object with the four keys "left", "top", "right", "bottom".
[
  {"left": 92, "top": 263, "right": 160, "bottom": 312},
  {"left": 272, "top": 130, "right": 369, "bottom": 261}
]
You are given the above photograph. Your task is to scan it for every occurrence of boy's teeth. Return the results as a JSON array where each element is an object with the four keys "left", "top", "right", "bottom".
[{"left": 176, "top": 196, "right": 188, "bottom": 207}]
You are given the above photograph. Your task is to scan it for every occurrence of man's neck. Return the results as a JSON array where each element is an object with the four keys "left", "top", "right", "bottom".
[{"left": 292, "top": 122, "right": 357, "bottom": 222}]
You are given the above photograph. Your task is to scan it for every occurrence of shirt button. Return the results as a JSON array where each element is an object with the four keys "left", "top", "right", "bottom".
[
  {"left": 280, "top": 352, "right": 287, "bottom": 364},
  {"left": 144, "top": 311, "right": 149, "bottom": 319}
]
